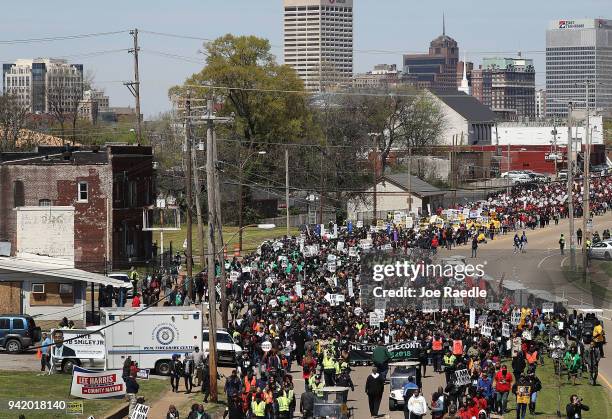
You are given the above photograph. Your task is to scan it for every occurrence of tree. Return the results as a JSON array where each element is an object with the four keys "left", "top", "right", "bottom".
[
  {"left": 47, "top": 72, "right": 82, "bottom": 144},
  {"left": 0, "top": 94, "right": 28, "bottom": 151},
  {"left": 170, "top": 34, "right": 313, "bottom": 245}
]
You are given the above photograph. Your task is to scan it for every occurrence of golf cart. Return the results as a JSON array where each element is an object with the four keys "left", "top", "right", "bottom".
[
  {"left": 388, "top": 361, "right": 421, "bottom": 411},
  {"left": 313, "top": 386, "right": 352, "bottom": 418}
]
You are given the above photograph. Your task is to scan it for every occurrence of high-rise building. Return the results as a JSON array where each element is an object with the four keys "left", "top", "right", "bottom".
[
  {"left": 536, "top": 89, "right": 547, "bottom": 119},
  {"left": 2, "top": 58, "right": 83, "bottom": 114},
  {"left": 482, "top": 57, "right": 535, "bottom": 121},
  {"left": 546, "top": 19, "right": 612, "bottom": 117},
  {"left": 283, "top": 0, "right": 353, "bottom": 92},
  {"left": 352, "top": 64, "right": 403, "bottom": 89},
  {"left": 403, "top": 19, "right": 459, "bottom": 90},
  {"left": 471, "top": 67, "right": 492, "bottom": 108}
]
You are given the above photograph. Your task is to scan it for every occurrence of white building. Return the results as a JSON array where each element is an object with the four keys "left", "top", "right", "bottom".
[
  {"left": 494, "top": 114, "right": 604, "bottom": 146},
  {"left": 2, "top": 58, "right": 83, "bottom": 114},
  {"left": 427, "top": 89, "right": 496, "bottom": 145},
  {"left": 84, "top": 89, "right": 109, "bottom": 112},
  {"left": 283, "top": 0, "right": 353, "bottom": 92},
  {"left": 546, "top": 19, "right": 612, "bottom": 117},
  {"left": 347, "top": 173, "right": 445, "bottom": 221}
]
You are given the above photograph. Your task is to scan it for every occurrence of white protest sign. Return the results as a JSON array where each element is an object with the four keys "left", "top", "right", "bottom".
[
  {"left": 369, "top": 312, "right": 380, "bottom": 327},
  {"left": 382, "top": 243, "right": 392, "bottom": 251},
  {"left": 130, "top": 404, "right": 150, "bottom": 419},
  {"left": 441, "top": 298, "right": 453, "bottom": 311},
  {"left": 348, "top": 278, "right": 354, "bottom": 297},
  {"left": 348, "top": 247, "right": 357, "bottom": 257},
  {"left": 422, "top": 299, "right": 440, "bottom": 313},
  {"left": 522, "top": 330, "right": 532, "bottom": 341},
  {"left": 356, "top": 220, "right": 363, "bottom": 228},
  {"left": 487, "top": 302, "right": 501, "bottom": 311},
  {"left": 136, "top": 369, "right": 150, "bottom": 380},
  {"left": 337, "top": 242, "right": 345, "bottom": 251},
  {"left": 454, "top": 369, "right": 472, "bottom": 386},
  {"left": 502, "top": 323, "right": 511, "bottom": 338},
  {"left": 269, "top": 299, "right": 278, "bottom": 308},
  {"left": 558, "top": 321, "right": 564, "bottom": 330},
  {"left": 229, "top": 271, "right": 240, "bottom": 282},
  {"left": 511, "top": 310, "right": 522, "bottom": 326},
  {"left": 374, "top": 308, "right": 386, "bottom": 322},
  {"left": 469, "top": 308, "right": 476, "bottom": 329},
  {"left": 359, "top": 239, "right": 372, "bottom": 250},
  {"left": 453, "top": 297, "right": 465, "bottom": 307},
  {"left": 542, "top": 302, "right": 554, "bottom": 314},
  {"left": 354, "top": 307, "right": 363, "bottom": 316},
  {"left": 295, "top": 282, "right": 302, "bottom": 297},
  {"left": 406, "top": 216, "right": 414, "bottom": 228},
  {"left": 477, "top": 315, "right": 488, "bottom": 326},
  {"left": 481, "top": 325, "right": 493, "bottom": 337},
  {"left": 261, "top": 341, "right": 272, "bottom": 352}
]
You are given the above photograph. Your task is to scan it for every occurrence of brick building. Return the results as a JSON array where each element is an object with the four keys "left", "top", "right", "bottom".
[{"left": 0, "top": 145, "right": 154, "bottom": 272}]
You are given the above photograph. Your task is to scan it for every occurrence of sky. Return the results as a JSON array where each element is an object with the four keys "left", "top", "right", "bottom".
[{"left": 1, "top": 0, "right": 608, "bottom": 118}]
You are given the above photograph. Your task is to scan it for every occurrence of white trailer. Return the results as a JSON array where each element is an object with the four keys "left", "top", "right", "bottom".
[{"left": 101, "top": 307, "right": 202, "bottom": 375}]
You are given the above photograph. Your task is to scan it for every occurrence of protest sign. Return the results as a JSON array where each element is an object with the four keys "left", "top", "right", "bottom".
[
  {"left": 369, "top": 312, "right": 380, "bottom": 327},
  {"left": 481, "top": 325, "right": 493, "bottom": 337},
  {"left": 359, "top": 239, "right": 372, "bottom": 250},
  {"left": 502, "top": 323, "right": 511, "bottom": 338},
  {"left": 229, "top": 271, "right": 240, "bottom": 282},
  {"left": 441, "top": 298, "right": 453, "bottom": 311},
  {"left": 348, "top": 278, "right": 354, "bottom": 297},
  {"left": 511, "top": 310, "right": 522, "bottom": 326},
  {"left": 70, "top": 367, "right": 126, "bottom": 399},
  {"left": 356, "top": 220, "right": 363, "bottom": 228},
  {"left": 477, "top": 315, "right": 488, "bottom": 326},
  {"left": 130, "top": 404, "right": 150, "bottom": 419},
  {"left": 522, "top": 330, "right": 532, "bottom": 341},
  {"left": 349, "top": 341, "right": 421, "bottom": 363},
  {"left": 422, "top": 299, "right": 439, "bottom": 313},
  {"left": 261, "top": 341, "right": 272, "bottom": 352},
  {"left": 516, "top": 386, "right": 531, "bottom": 405},
  {"left": 136, "top": 368, "right": 150, "bottom": 380},
  {"left": 454, "top": 369, "right": 471, "bottom": 386},
  {"left": 469, "top": 308, "right": 476, "bottom": 329},
  {"left": 453, "top": 297, "right": 465, "bottom": 307},
  {"left": 406, "top": 216, "right": 414, "bottom": 228},
  {"left": 337, "top": 241, "right": 345, "bottom": 251},
  {"left": 294, "top": 282, "right": 302, "bottom": 297},
  {"left": 558, "top": 321, "right": 564, "bottom": 330},
  {"left": 542, "top": 302, "right": 554, "bottom": 313},
  {"left": 487, "top": 302, "right": 501, "bottom": 311},
  {"left": 348, "top": 247, "right": 358, "bottom": 257},
  {"left": 382, "top": 243, "right": 392, "bottom": 251}
]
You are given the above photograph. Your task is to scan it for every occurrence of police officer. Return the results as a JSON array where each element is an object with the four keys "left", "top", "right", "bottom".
[
  {"left": 250, "top": 393, "right": 266, "bottom": 418},
  {"left": 276, "top": 388, "right": 291, "bottom": 419}
]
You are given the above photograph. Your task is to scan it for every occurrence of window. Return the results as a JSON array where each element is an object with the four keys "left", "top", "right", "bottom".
[
  {"left": 12, "top": 318, "right": 25, "bottom": 330},
  {"left": 59, "top": 284, "right": 73, "bottom": 294},
  {"left": 32, "top": 283, "right": 45, "bottom": 294},
  {"left": 13, "top": 180, "right": 24, "bottom": 207},
  {"left": 39, "top": 199, "right": 51, "bottom": 206},
  {"left": 78, "top": 182, "right": 88, "bottom": 202},
  {"left": 0, "top": 318, "right": 9, "bottom": 329}
]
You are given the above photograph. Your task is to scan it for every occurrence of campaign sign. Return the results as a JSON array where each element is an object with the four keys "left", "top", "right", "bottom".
[
  {"left": 51, "top": 329, "right": 105, "bottom": 360},
  {"left": 65, "top": 401, "right": 83, "bottom": 415},
  {"left": 70, "top": 367, "right": 126, "bottom": 399},
  {"left": 454, "top": 369, "right": 471, "bottom": 386},
  {"left": 130, "top": 403, "right": 150, "bottom": 419}
]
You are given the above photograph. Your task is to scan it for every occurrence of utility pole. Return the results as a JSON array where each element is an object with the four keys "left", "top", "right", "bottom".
[
  {"left": 371, "top": 134, "right": 378, "bottom": 224},
  {"left": 567, "top": 102, "right": 576, "bottom": 271},
  {"left": 319, "top": 151, "right": 324, "bottom": 224},
  {"left": 125, "top": 29, "right": 142, "bottom": 143},
  {"left": 192, "top": 148, "right": 206, "bottom": 288},
  {"left": 285, "top": 149, "right": 290, "bottom": 236},
  {"left": 582, "top": 82, "right": 590, "bottom": 279},
  {"left": 184, "top": 94, "right": 194, "bottom": 300},
  {"left": 212, "top": 125, "right": 228, "bottom": 328},
  {"left": 204, "top": 99, "right": 219, "bottom": 402},
  {"left": 407, "top": 146, "right": 412, "bottom": 213}
]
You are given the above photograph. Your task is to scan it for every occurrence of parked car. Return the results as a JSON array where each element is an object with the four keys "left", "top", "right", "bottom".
[
  {"left": 589, "top": 241, "right": 612, "bottom": 260},
  {"left": 512, "top": 174, "right": 533, "bottom": 183},
  {"left": 202, "top": 328, "right": 242, "bottom": 365},
  {"left": 0, "top": 315, "right": 42, "bottom": 353}
]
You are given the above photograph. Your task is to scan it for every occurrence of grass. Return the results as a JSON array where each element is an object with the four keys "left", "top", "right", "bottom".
[
  {"left": 505, "top": 361, "right": 611, "bottom": 418},
  {"left": 0, "top": 371, "right": 167, "bottom": 418},
  {"left": 154, "top": 225, "right": 299, "bottom": 261},
  {"left": 562, "top": 263, "right": 612, "bottom": 302}
]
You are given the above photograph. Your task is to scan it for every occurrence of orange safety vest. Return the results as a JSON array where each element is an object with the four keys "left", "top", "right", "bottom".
[
  {"left": 432, "top": 338, "right": 443, "bottom": 351},
  {"left": 264, "top": 390, "right": 273, "bottom": 404},
  {"left": 526, "top": 351, "right": 538, "bottom": 364},
  {"left": 244, "top": 376, "right": 257, "bottom": 393}
]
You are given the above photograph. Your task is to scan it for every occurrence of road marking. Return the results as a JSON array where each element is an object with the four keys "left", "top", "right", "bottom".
[
  {"left": 560, "top": 256, "right": 568, "bottom": 267},
  {"left": 599, "top": 371, "right": 612, "bottom": 391},
  {"left": 537, "top": 254, "right": 557, "bottom": 269}
]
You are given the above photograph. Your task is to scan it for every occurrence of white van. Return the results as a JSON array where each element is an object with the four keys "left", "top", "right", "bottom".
[{"left": 101, "top": 307, "right": 202, "bottom": 375}]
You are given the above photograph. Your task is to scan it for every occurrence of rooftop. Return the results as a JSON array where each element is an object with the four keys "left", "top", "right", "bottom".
[
  {"left": 382, "top": 173, "right": 444, "bottom": 197},
  {"left": 428, "top": 89, "right": 497, "bottom": 123}
]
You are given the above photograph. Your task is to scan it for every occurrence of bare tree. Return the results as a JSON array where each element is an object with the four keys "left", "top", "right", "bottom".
[
  {"left": 47, "top": 76, "right": 82, "bottom": 145},
  {"left": 0, "top": 94, "right": 28, "bottom": 151}
]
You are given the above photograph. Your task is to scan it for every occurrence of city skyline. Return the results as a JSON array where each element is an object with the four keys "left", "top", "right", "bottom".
[{"left": 0, "top": 0, "right": 608, "bottom": 116}]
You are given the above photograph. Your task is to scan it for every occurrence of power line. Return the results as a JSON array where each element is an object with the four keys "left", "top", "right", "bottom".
[{"left": 0, "top": 30, "right": 128, "bottom": 45}]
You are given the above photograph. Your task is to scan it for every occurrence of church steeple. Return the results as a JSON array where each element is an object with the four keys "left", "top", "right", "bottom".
[{"left": 459, "top": 54, "right": 471, "bottom": 95}]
